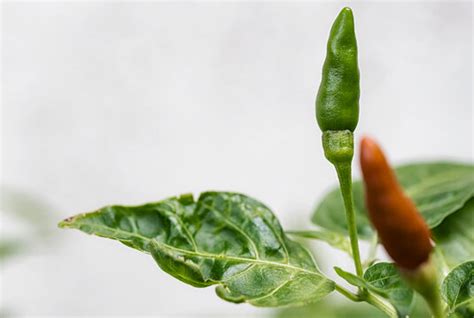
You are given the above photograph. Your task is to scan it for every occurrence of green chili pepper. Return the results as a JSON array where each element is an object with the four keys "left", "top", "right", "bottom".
[
  {"left": 315, "top": 7, "right": 363, "bottom": 278},
  {"left": 316, "top": 7, "right": 359, "bottom": 164}
]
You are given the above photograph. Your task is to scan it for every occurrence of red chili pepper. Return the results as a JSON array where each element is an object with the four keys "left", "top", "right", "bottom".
[{"left": 360, "top": 137, "right": 433, "bottom": 270}]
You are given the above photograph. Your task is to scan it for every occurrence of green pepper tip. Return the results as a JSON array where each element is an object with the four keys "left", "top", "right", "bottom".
[
  {"left": 341, "top": 7, "right": 353, "bottom": 14},
  {"left": 332, "top": 7, "right": 355, "bottom": 38},
  {"left": 335, "top": 7, "right": 354, "bottom": 23}
]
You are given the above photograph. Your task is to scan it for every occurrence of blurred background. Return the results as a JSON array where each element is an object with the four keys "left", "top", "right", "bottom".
[{"left": 1, "top": 1, "right": 472, "bottom": 317}]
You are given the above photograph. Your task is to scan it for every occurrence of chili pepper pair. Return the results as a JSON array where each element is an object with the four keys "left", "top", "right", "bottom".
[{"left": 315, "top": 8, "right": 444, "bottom": 317}]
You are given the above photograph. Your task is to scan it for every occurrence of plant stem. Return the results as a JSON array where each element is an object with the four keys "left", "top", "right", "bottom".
[
  {"left": 334, "top": 162, "right": 364, "bottom": 277},
  {"left": 427, "top": 299, "right": 445, "bottom": 318},
  {"left": 336, "top": 284, "right": 398, "bottom": 318},
  {"left": 402, "top": 258, "right": 447, "bottom": 318},
  {"left": 365, "top": 291, "right": 399, "bottom": 318},
  {"left": 335, "top": 284, "right": 360, "bottom": 302}
]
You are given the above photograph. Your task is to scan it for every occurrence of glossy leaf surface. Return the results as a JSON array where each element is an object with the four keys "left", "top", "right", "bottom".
[
  {"left": 313, "top": 162, "right": 474, "bottom": 239},
  {"left": 364, "top": 262, "right": 414, "bottom": 317},
  {"left": 59, "top": 192, "right": 334, "bottom": 307},
  {"left": 434, "top": 198, "right": 474, "bottom": 269},
  {"left": 334, "top": 263, "right": 414, "bottom": 316},
  {"left": 441, "top": 261, "right": 474, "bottom": 313}
]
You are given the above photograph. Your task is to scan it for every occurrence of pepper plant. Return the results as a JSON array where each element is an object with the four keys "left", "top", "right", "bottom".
[{"left": 59, "top": 7, "right": 474, "bottom": 318}]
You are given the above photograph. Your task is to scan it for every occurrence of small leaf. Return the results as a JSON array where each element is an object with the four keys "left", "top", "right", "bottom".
[
  {"left": 434, "top": 199, "right": 474, "bottom": 269},
  {"left": 313, "top": 162, "right": 474, "bottom": 239},
  {"left": 441, "top": 261, "right": 474, "bottom": 312},
  {"left": 59, "top": 192, "right": 335, "bottom": 307},
  {"left": 333, "top": 266, "right": 379, "bottom": 293},
  {"left": 286, "top": 230, "right": 352, "bottom": 255},
  {"left": 364, "top": 262, "right": 415, "bottom": 317},
  {"left": 333, "top": 264, "right": 415, "bottom": 316}
]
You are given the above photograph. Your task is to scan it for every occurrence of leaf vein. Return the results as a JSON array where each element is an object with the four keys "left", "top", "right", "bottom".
[{"left": 78, "top": 222, "right": 321, "bottom": 276}]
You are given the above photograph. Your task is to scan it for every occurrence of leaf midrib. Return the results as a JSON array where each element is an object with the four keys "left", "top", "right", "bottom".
[
  {"left": 71, "top": 220, "right": 321, "bottom": 277},
  {"left": 450, "top": 268, "right": 474, "bottom": 309},
  {"left": 366, "top": 273, "right": 401, "bottom": 286},
  {"left": 201, "top": 201, "right": 291, "bottom": 265}
]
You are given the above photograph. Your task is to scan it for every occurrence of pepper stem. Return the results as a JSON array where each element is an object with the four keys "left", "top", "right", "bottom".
[
  {"left": 334, "top": 161, "right": 364, "bottom": 277},
  {"left": 365, "top": 291, "right": 399, "bottom": 318},
  {"left": 335, "top": 284, "right": 398, "bottom": 318},
  {"left": 322, "top": 130, "right": 364, "bottom": 277},
  {"left": 402, "top": 258, "right": 446, "bottom": 318}
]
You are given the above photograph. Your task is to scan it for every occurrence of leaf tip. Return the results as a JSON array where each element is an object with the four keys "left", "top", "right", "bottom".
[
  {"left": 333, "top": 266, "right": 344, "bottom": 274},
  {"left": 58, "top": 215, "right": 78, "bottom": 229}
]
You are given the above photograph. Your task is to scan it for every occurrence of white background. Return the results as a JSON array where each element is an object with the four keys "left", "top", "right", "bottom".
[{"left": 1, "top": 1, "right": 472, "bottom": 317}]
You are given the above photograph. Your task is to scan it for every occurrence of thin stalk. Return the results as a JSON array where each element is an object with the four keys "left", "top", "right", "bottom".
[
  {"left": 335, "top": 284, "right": 360, "bottom": 302},
  {"left": 402, "top": 258, "right": 447, "bottom": 318},
  {"left": 365, "top": 291, "right": 399, "bottom": 318},
  {"left": 427, "top": 299, "right": 445, "bottom": 318},
  {"left": 431, "top": 251, "right": 449, "bottom": 318},
  {"left": 334, "top": 162, "right": 364, "bottom": 277},
  {"left": 336, "top": 284, "right": 398, "bottom": 318},
  {"left": 420, "top": 282, "right": 446, "bottom": 318}
]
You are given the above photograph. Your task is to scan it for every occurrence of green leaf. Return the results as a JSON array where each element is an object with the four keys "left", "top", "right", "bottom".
[
  {"left": 434, "top": 198, "right": 474, "bottom": 269},
  {"left": 333, "top": 264, "right": 414, "bottom": 316},
  {"left": 333, "top": 266, "right": 379, "bottom": 293},
  {"left": 448, "top": 303, "right": 474, "bottom": 318},
  {"left": 59, "top": 192, "right": 335, "bottom": 307},
  {"left": 441, "top": 261, "right": 474, "bottom": 313},
  {"left": 286, "top": 230, "right": 352, "bottom": 255},
  {"left": 364, "top": 262, "right": 415, "bottom": 317},
  {"left": 313, "top": 162, "right": 474, "bottom": 239}
]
